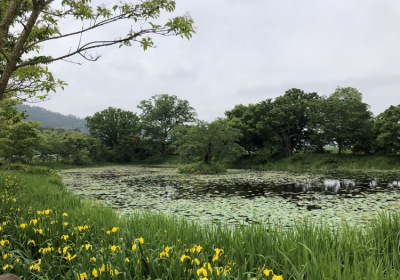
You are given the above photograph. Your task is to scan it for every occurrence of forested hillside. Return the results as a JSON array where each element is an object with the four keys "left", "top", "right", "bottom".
[{"left": 16, "top": 104, "right": 88, "bottom": 133}]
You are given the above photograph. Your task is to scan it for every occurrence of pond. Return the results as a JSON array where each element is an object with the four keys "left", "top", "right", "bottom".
[{"left": 60, "top": 166, "right": 400, "bottom": 230}]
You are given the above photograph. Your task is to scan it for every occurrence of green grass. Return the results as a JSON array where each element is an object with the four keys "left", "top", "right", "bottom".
[
  {"left": 177, "top": 162, "right": 227, "bottom": 174},
  {"left": 1, "top": 168, "right": 400, "bottom": 279},
  {"left": 227, "top": 153, "right": 400, "bottom": 171}
]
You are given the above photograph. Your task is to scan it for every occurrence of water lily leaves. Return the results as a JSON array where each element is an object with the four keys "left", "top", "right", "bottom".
[{"left": 60, "top": 166, "right": 400, "bottom": 230}]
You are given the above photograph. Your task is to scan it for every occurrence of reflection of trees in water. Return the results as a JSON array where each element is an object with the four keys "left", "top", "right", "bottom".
[
  {"left": 294, "top": 179, "right": 357, "bottom": 194},
  {"left": 388, "top": 181, "right": 400, "bottom": 188}
]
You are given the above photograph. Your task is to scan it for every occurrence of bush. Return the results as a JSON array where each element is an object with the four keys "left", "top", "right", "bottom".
[
  {"left": 177, "top": 161, "right": 227, "bottom": 174},
  {"left": 321, "top": 157, "right": 338, "bottom": 164},
  {"left": 8, "top": 161, "right": 29, "bottom": 170},
  {"left": 290, "top": 154, "right": 303, "bottom": 163}
]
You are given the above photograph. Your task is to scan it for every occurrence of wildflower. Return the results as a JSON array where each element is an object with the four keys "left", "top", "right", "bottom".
[
  {"left": 2, "top": 222, "right": 6, "bottom": 226},
  {"left": 0, "top": 226, "right": 1, "bottom": 231},
  {"left": 125, "top": 258, "right": 130, "bottom": 262},
  {"left": 180, "top": 254, "right": 190, "bottom": 262},
  {"left": 197, "top": 268, "right": 208, "bottom": 277},
  {"left": 164, "top": 230, "right": 167, "bottom": 233},
  {"left": 111, "top": 227, "right": 119, "bottom": 232},
  {"left": 50, "top": 221, "right": 56, "bottom": 225},
  {"left": 63, "top": 222, "right": 68, "bottom": 226},
  {"left": 90, "top": 257, "right": 96, "bottom": 262},
  {"left": 132, "top": 244, "right": 137, "bottom": 250},
  {"left": 106, "top": 230, "right": 111, "bottom": 234},
  {"left": 114, "top": 269, "right": 119, "bottom": 275},
  {"left": 134, "top": 237, "right": 144, "bottom": 244},
  {"left": 147, "top": 257, "right": 149, "bottom": 263},
  {"left": 264, "top": 269, "right": 273, "bottom": 276},
  {"left": 99, "top": 264, "right": 105, "bottom": 274},
  {"left": 165, "top": 245, "right": 172, "bottom": 253},
  {"left": 12, "top": 198, "right": 16, "bottom": 202},
  {"left": 62, "top": 213, "right": 68, "bottom": 217},
  {"left": 272, "top": 275, "right": 283, "bottom": 280},
  {"left": 3, "top": 253, "right": 12, "bottom": 259},
  {"left": 63, "top": 246, "right": 70, "bottom": 253},
  {"left": 30, "top": 219, "right": 38, "bottom": 226},
  {"left": 20, "top": 223, "right": 27, "bottom": 229},
  {"left": 200, "top": 278, "right": 208, "bottom": 280},
  {"left": 0, "top": 240, "right": 9, "bottom": 246},
  {"left": 61, "top": 235, "right": 69, "bottom": 241},
  {"left": 3, "top": 264, "right": 13, "bottom": 270},
  {"left": 84, "top": 244, "right": 92, "bottom": 250},
  {"left": 160, "top": 252, "right": 169, "bottom": 258},
  {"left": 196, "top": 245, "right": 202, "bottom": 252},
  {"left": 77, "top": 272, "right": 87, "bottom": 280},
  {"left": 29, "top": 264, "right": 40, "bottom": 272},
  {"left": 39, "top": 247, "right": 53, "bottom": 254},
  {"left": 110, "top": 245, "right": 120, "bottom": 252},
  {"left": 44, "top": 209, "right": 51, "bottom": 215},
  {"left": 64, "top": 253, "right": 77, "bottom": 261},
  {"left": 195, "top": 258, "right": 200, "bottom": 265},
  {"left": 92, "top": 268, "right": 98, "bottom": 277}
]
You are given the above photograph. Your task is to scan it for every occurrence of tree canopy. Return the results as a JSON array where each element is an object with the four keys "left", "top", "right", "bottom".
[
  {"left": 175, "top": 119, "right": 244, "bottom": 164},
  {"left": 138, "top": 94, "right": 197, "bottom": 156},
  {"left": 0, "top": 0, "right": 195, "bottom": 102}
]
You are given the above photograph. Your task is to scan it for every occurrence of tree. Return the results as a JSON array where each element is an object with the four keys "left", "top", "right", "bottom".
[
  {"left": 261, "top": 89, "right": 319, "bottom": 157},
  {"left": 0, "top": 0, "right": 196, "bottom": 102},
  {"left": 372, "top": 105, "right": 400, "bottom": 154},
  {"left": 175, "top": 119, "right": 244, "bottom": 164},
  {"left": 0, "top": 99, "right": 39, "bottom": 170},
  {"left": 309, "top": 87, "right": 374, "bottom": 154},
  {"left": 138, "top": 94, "right": 197, "bottom": 156},
  {"left": 85, "top": 107, "right": 141, "bottom": 162},
  {"left": 225, "top": 103, "right": 266, "bottom": 155}
]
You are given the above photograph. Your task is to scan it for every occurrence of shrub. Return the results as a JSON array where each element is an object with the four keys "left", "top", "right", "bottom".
[
  {"left": 177, "top": 162, "right": 226, "bottom": 174},
  {"left": 290, "top": 154, "right": 303, "bottom": 163}
]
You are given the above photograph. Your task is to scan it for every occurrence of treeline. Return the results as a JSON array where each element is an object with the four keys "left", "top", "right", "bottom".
[
  {"left": 1, "top": 87, "right": 400, "bottom": 168},
  {"left": 15, "top": 104, "right": 89, "bottom": 133}
]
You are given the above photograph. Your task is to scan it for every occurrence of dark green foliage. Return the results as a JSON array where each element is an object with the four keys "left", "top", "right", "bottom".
[
  {"left": 309, "top": 87, "right": 374, "bottom": 155},
  {"left": 177, "top": 161, "right": 227, "bottom": 174},
  {"left": 175, "top": 119, "right": 244, "bottom": 164},
  {"left": 85, "top": 107, "right": 141, "bottom": 162},
  {"left": 138, "top": 94, "right": 197, "bottom": 156},
  {"left": 373, "top": 104, "right": 400, "bottom": 154}
]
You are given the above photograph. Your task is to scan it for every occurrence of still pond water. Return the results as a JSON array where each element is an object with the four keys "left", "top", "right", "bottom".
[{"left": 61, "top": 166, "right": 400, "bottom": 229}]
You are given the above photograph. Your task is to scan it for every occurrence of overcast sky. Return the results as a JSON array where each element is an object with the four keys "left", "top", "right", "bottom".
[{"left": 32, "top": 0, "right": 400, "bottom": 121}]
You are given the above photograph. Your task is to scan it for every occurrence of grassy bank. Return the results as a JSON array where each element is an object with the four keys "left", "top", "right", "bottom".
[
  {"left": 228, "top": 153, "right": 400, "bottom": 171},
  {"left": 1, "top": 167, "right": 400, "bottom": 279}
]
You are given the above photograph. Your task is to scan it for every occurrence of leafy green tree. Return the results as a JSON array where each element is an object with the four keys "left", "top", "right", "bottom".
[
  {"left": 85, "top": 107, "right": 141, "bottom": 162},
  {"left": 310, "top": 87, "right": 373, "bottom": 154},
  {"left": 59, "top": 131, "right": 105, "bottom": 165},
  {"left": 260, "top": 89, "right": 319, "bottom": 157},
  {"left": 36, "top": 129, "right": 67, "bottom": 162},
  {"left": 0, "top": 99, "right": 39, "bottom": 170},
  {"left": 225, "top": 103, "right": 266, "bottom": 155},
  {"left": 138, "top": 94, "right": 197, "bottom": 156},
  {"left": 372, "top": 105, "right": 400, "bottom": 154},
  {"left": 175, "top": 119, "right": 244, "bottom": 164},
  {"left": 0, "top": 0, "right": 196, "bottom": 102}
]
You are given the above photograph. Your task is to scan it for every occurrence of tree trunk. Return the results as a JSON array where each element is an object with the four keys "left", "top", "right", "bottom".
[
  {"left": 7, "top": 154, "right": 11, "bottom": 171},
  {"left": 0, "top": 1, "right": 43, "bottom": 100},
  {"left": 281, "top": 131, "right": 293, "bottom": 158},
  {"left": 160, "top": 141, "right": 167, "bottom": 156}
]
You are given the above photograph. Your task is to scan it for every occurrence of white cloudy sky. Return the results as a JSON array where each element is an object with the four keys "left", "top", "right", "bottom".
[{"left": 32, "top": 0, "right": 400, "bottom": 121}]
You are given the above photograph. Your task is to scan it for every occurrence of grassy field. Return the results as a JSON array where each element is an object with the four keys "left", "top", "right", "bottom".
[{"left": 0, "top": 166, "right": 400, "bottom": 279}]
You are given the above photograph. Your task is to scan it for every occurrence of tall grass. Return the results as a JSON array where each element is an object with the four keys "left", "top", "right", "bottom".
[
  {"left": 0, "top": 169, "right": 400, "bottom": 279},
  {"left": 227, "top": 154, "right": 400, "bottom": 171}
]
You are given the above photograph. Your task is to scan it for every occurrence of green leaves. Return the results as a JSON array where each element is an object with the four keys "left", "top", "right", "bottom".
[
  {"left": 175, "top": 119, "right": 245, "bottom": 164},
  {"left": 138, "top": 94, "right": 197, "bottom": 156},
  {"left": 0, "top": 0, "right": 195, "bottom": 102}
]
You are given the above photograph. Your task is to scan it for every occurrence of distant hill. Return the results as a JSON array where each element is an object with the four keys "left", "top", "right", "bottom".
[{"left": 16, "top": 104, "right": 89, "bottom": 133}]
